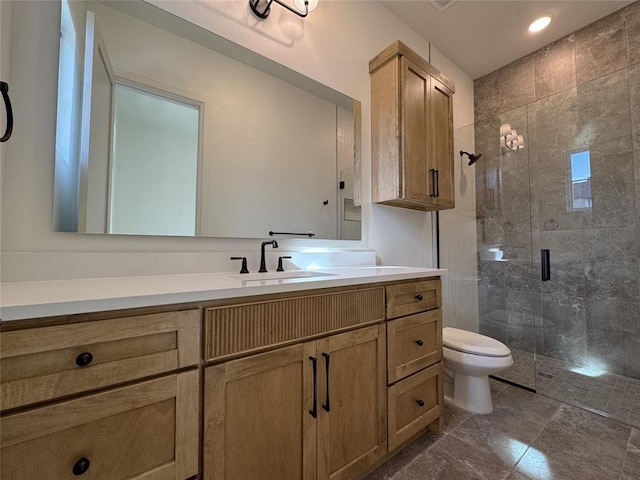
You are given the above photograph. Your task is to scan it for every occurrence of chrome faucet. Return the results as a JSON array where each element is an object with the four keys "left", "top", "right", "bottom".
[{"left": 259, "top": 240, "right": 279, "bottom": 272}]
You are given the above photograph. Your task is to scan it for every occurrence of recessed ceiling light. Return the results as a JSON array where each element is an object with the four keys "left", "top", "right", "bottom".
[{"left": 529, "top": 16, "right": 551, "bottom": 33}]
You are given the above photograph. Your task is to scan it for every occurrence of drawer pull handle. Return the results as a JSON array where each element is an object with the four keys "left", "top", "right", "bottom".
[
  {"left": 72, "top": 457, "right": 90, "bottom": 476},
  {"left": 415, "top": 339, "right": 424, "bottom": 347},
  {"left": 416, "top": 399, "right": 425, "bottom": 408},
  {"left": 75, "top": 352, "right": 93, "bottom": 367},
  {"left": 415, "top": 294, "right": 423, "bottom": 301}
]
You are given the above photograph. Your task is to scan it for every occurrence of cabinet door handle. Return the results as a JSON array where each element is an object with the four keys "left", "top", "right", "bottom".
[
  {"left": 309, "top": 356, "right": 318, "bottom": 418},
  {"left": 72, "top": 457, "right": 90, "bottom": 476},
  {"left": 416, "top": 339, "right": 424, "bottom": 347},
  {"left": 75, "top": 352, "right": 93, "bottom": 367},
  {"left": 416, "top": 399, "right": 425, "bottom": 408},
  {"left": 415, "top": 294, "right": 423, "bottom": 301},
  {"left": 430, "top": 169, "right": 439, "bottom": 197},
  {"left": 322, "top": 352, "right": 330, "bottom": 413},
  {"left": 0, "top": 81, "right": 13, "bottom": 143}
]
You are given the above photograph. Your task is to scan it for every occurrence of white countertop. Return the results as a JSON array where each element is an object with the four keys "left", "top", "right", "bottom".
[{"left": 0, "top": 266, "right": 445, "bottom": 321}]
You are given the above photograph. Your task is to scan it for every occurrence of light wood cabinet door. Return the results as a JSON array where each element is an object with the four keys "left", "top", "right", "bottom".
[
  {"left": 203, "top": 343, "right": 317, "bottom": 480},
  {"left": 204, "top": 324, "right": 388, "bottom": 480},
  {"left": 0, "top": 371, "right": 199, "bottom": 480},
  {"left": 400, "top": 56, "right": 430, "bottom": 203},
  {"left": 429, "top": 77, "right": 454, "bottom": 209},
  {"left": 316, "top": 324, "right": 387, "bottom": 480}
]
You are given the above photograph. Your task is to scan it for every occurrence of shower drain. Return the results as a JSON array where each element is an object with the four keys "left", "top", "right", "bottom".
[{"left": 537, "top": 372, "right": 554, "bottom": 378}]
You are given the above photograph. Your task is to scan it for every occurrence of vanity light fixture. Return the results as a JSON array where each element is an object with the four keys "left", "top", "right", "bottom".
[
  {"left": 500, "top": 123, "right": 525, "bottom": 153},
  {"left": 528, "top": 16, "right": 551, "bottom": 33},
  {"left": 249, "top": 0, "right": 318, "bottom": 19}
]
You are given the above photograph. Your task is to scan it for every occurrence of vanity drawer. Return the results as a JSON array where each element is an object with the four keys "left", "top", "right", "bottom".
[
  {"left": 387, "top": 363, "right": 443, "bottom": 451},
  {"left": 0, "top": 371, "right": 199, "bottom": 480},
  {"left": 385, "top": 279, "right": 441, "bottom": 319},
  {"left": 0, "top": 309, "right": 200, "bottom": 411},
  {"left": 387, "top": 309, "right": 441, "bottom": 384},
  {"left": 204, "top": 287, "right": 385, "bottom": 361}
]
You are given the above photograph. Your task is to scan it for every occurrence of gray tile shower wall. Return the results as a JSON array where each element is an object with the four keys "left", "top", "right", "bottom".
[{"left": 474, "top": 1, "right": 640, "bottom": 381}]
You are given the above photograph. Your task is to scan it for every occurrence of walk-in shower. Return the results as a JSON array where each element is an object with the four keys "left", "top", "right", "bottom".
[{"left": 473, "top": 2, "right": 640, "bottom": 428}]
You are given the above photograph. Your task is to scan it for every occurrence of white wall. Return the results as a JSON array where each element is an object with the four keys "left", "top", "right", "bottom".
[
  {"left": 0, "top": 0, "right": 12, "bottom": 285},
  {"left": 110, "top": 85, "right": 199, "bottom": 236},
  {"left": 1, "top": 0, "right": 475, "bottom": 284},
  {"left": 430, "top": 46, "right": 479, "bottom": 331}
]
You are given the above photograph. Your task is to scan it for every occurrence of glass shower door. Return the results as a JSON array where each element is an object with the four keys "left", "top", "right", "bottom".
[
  {"left": 529, "top": 73, "right": 640, "bottom": 426},
  {"left": 475, "top": 106, "right": 537, "bottom": 391}
]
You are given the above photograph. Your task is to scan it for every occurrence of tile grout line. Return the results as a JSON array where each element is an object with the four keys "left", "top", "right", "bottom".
[{"left": 511, "top": 397, "right": 564, "bottom": 478}]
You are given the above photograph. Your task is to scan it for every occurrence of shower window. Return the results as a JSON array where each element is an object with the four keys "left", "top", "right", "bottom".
[{"left": 567, "top": 150, "right": 592, "bottom": 210}]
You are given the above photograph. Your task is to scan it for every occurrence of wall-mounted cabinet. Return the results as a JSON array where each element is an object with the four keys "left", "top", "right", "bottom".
[{"left": 370, "top": 41, "right": 455, "bottom": 211}]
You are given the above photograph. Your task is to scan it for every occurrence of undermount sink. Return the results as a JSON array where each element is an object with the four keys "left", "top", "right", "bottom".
[{"left": 230, "top": 270, "right": 337, "bottom": 282}]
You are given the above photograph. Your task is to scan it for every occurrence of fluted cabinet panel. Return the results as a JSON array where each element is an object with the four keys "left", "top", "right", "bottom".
[{"left": 204, "top": 288, "right": 385, "bottom": 361}]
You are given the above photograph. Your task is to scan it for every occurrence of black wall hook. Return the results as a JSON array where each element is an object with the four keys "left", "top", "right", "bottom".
[{"left": 1, "top": 81, "right": 13, "bottom": 143}]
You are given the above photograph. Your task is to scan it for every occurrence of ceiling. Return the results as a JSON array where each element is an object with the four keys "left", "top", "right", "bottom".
[{"left": 381, "top": 0, "right": 634, "bottom": 79}]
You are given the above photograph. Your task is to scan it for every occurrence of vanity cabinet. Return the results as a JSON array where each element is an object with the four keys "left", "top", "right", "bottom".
[
  {"left": 203, "top": 325, "right": 387, "bottom": 480},
  {"left": 370, "top": 41, "right": 455, "bottom": 211},
  {"left": 0, "top": 309, "right": 201, "bottom": 480},
  {"left": 384, "top": 279, "right": 444, "bottom": 451},
  {"left": 0, "top": 274, "right": 444, "bottom": 480},
  {"left": 202, "top": 288, "right": 388, "bottom": 480}
]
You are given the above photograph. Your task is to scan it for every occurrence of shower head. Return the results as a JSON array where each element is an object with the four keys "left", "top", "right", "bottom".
[{"left": 460, "top": 150, "right": 483, "bottom": 166}]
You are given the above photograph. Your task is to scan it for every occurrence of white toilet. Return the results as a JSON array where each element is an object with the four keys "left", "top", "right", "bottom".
[{"left": 442, "top": 327, "right": 513, "bottom": 414}]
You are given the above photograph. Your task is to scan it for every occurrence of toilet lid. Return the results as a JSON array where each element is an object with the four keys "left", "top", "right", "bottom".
[{"left": 443, "top": 327, "right": 511, "bottom": 357}]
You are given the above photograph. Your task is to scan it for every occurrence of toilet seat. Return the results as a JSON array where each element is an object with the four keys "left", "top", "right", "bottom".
[{"left": 443, "top": 327, "right": 511, "bottom": 357}]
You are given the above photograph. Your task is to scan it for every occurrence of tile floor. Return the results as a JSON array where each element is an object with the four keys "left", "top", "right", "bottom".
[
  {"left": 498, "top": 349, "right": 536, "bottom": 390},
  {"left": 536, "top": 355, "right": 640, "bottom": 428},
  {"left": 499, "top": 349, "right": 640, "bottom": 429},
  {"left": 365, "top": 380, "right": 640, "bottom": 480}
]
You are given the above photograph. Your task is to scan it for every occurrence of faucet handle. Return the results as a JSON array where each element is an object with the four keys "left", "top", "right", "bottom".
[
  {"left": 230, "top": 256, "right": 249, "bottom": 274},
  {"left": 276, "top": 256, "right": 292, "bottom": 272}
]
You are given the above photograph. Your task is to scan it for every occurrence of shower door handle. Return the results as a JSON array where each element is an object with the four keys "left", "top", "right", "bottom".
[{"left": 541, "top": 249, "right": 551, "bottom": 281}]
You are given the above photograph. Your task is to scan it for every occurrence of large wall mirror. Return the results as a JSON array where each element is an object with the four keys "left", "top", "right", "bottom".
[{"left": 54, "top": 0, "right": 361, "bottom": 240}]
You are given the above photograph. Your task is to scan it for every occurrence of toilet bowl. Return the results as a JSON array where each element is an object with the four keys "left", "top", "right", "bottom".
[{"left": 442, "top": 327, "right": 513, "bottom": 414}]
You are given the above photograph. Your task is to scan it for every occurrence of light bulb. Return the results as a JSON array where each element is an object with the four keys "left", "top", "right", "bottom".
[{"left": 529, "top": 16, "right": 551, "bottom": 33}]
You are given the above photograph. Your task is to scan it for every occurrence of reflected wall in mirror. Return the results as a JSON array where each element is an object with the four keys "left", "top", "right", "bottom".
[{"left": 54, "top": 0, "right": 361, "bottom": 240}]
